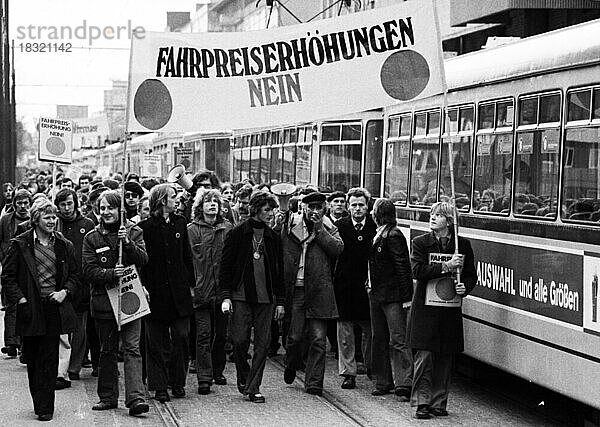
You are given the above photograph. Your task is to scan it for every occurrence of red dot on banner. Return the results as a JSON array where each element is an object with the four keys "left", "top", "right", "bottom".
[
  {"left": 134, "top": 79, "right": 173, "bottom": 130},
  {"left": 121, "top": 291, "right": 141, "bottom": 315},
  {"left": 148, "top": 165, "right": 159, "bottom": 175},
  {"left": 435, "top": 278, "right": 457, "bottom": 301},
  {"left": 380, "top": 50, "right": 430, "bottom": 101},
  {"left": 181, "top": 159, "right": 191, "bottom": 169},
  {"left": 46, "top": 137, "right": 66, "bottom": 156}
]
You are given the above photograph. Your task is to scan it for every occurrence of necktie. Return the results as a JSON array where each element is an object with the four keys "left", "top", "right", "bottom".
[
  {"left": 355, "top": 222, "right": 363, "bottom": 232},
  {"left": 440, "top": 237, "right": 449, "bottom": 251}
]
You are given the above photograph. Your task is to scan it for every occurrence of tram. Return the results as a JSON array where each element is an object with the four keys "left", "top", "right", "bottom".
[{"left": 383, "top": 19, "right": 600, "bottom": 410}]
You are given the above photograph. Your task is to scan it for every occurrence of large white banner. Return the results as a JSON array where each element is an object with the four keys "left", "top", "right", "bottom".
[{"left": 127, "top": 1, "right": 445, "bottom": 133}]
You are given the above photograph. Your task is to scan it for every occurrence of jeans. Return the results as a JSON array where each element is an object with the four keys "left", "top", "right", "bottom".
[
  {"left": 23, "top": 301, "right": 60, "bottom": 416},
  {"left": 337, "top": 320, "right": 371, "bottom": 376},
  {"left": 95, "top": 317, "right": 145, "bottom": 407},
  {"left": 370, "top": 299, "right": 412, "bottom": 390},
  {"left": 411, "top": 350, "right": 453, "bottom": 409},
  {"left": 194, "top": 303, "right": 227, "bottom": 385},
  {"left": 145, "top": 316, "right": 190, "bottom": 391},
  {"left": 286, "top": 287, "right": 328, "bottom": 391},
  {"left": 2, "top": 291, "right": 20, "bottom": 348},
  {"left": 230, "top": 301, "right": 273, "bottom": 394},
  {"left": 68, "top": 311, "right": 88, "bottom": 376}
]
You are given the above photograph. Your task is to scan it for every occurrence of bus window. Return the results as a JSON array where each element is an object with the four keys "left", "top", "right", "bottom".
[
  {"left": 447, "top": 110, "right": 458, "bottom": 134},
  {"left": 296, "top": 143, "right": 311, "bottom": 186},
  {"left": 478, "top": 104, "right": 494, "bottom": 129},
  {"left": 409, "top": 138, "right": 439, "bottom": 206},
  {"left": 250, "top": 145, "right": 261, "bottom": 183},
  {"left": 514, "top": 129, "right": 560, "bottom": 217},
  {"left": 342, "top": 124, "right": 361, "bottom": 141},
  {"left": 282, "top": 145, "right": 296, "bottom": 183},
  {"left": 496, "top": 101, "right": 514, "bottom": 127},
  {"left": 241, "top": 149, "right": 250, "bottom": 181},
  {"left": 290, "top": 127, "right": 297, "bottom": 143},
  {"left": 322, "top": 125, "right": 341, "bottom": 141},
  {"left": 428, "top": 111, "right": 440, "bottom": 135},
  {"left": 297, "top": 126, "right": 306, "bottom": 144},
  {"left": 259, "top": 144, "right": 270, "bottom": 184},
  {"left": 400, "top": 115, "right": 411, "bottom": 137},
  {"left": 594, "top": 89, "right": 600, "bottom": 120},
  {"left": 415, "top": 113, "right": 426, "bottom": 136},
  {"left": 385, "top": 114, "right": 411, "bottom": 204},
  {"left": 473, "top": 134, "right": 513, "bottom": 213},
  {"left": 539, "top": 94, "right": 560, "bottom": 123},
  {"left": 561, "top": 127, "right": 600, "bottom": 222},
  {"left": 233, "top": 149, "right": 242, "bottom": 183},
  {"left": 388, "top": 117, "right": 400, "bottom": 138},
  {"left": 440, "top": 136, "right": 473, "bottom": 211},
  {"left": 460, "top": 107, "right": 474, "bottom": 131},
  {"left": 567, "top": 90, "right": 591, "bottom": 122},
  {"left": 319, "top": 144, "right": 361, "bottom": 192},
  {"left": 270, "top": 145, "right": 283, "bottom": 184},
  {"left": 363, "top": 120, "right": 384, "bottom": 197},
  {"left": 519, "top": 97, "right": 538, "bottom": 126}
]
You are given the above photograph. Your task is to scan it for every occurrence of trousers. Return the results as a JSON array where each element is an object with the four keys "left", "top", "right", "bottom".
[
  {"left": 411, "top": 350, "right": 453, "bottom": 409},
  {"left": 337, "top": 319, "right": 371, "bottom": 377},
  {"left": 194, "top": 303, "right": 227, "bottom": 385}
]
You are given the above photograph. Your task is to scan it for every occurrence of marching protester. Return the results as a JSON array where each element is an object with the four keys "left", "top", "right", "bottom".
[
  {"left": 280, "top": 191, "right": 343, "bottom": 396},
  {"left": 53, "top": 188, "right": 95, "bottom": 388},
  {"left": 326, "top": 191, "right": 347, "bottom": 223},
  {"left": 230, "top": 185, "right": 252, "bottom": 225},
  {"left": 368, "top": 198, "right": 413, "bottom": 400},
  {"left": 123, "top": 181, "right": 145, "bottom": 220},
  {"left": 130, "top": 195, "right": 150, "bottom": 224},
  {"left": 0, "top": 182, "right": 15, "bottom": 216},
  {"left": 1, "top": 198, "right": 80, "bottom": 421},
  {"left": 138, "top": 184, "right": 194, "bottom": 402},
  {"left": 0, "top": 189, "right": 33, "bottom": 358},
  {"left": 219, "top": 190, "right": 285, "bottom": 403},
  {"left": 187, "top": 188, "right": 232, "bottom": 395},
  {"left": 333, "top": 188, "right": 376, "bottom": 390},
  {"left": 82, "top": 190, "right": 150, "bottom": 416},
  {"left": 408, "top": 202, "right": 477, "bottom": 419}
]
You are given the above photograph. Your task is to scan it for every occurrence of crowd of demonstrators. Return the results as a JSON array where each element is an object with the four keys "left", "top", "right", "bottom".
[{"left": 0, "top": 166, "right": 477, "bottom": 421}]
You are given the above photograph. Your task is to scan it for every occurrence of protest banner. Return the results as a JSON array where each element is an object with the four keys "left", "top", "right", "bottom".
[
  {"left": 126, "top": 0, "right": 445, "bottom": 132},
  {"left": 38, "top": 117, "right": 73, "bottom": 164},
  {"left": 175, "top": 147, "right": 193, "bottom": 171},
  {"left": 106, "top": 265, "right": 150, "bottom": 326},
  {"left": 425, "top": 252, "right": 461, "bottom": 307}
]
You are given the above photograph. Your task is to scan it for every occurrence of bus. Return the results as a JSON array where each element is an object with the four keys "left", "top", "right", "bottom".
[{"left": 382, "top": 19, "right": 600, "bottom": 410}]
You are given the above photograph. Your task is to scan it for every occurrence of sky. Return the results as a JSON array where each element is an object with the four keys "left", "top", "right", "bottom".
[{"left": 10, "top": 0, "right": 202, "bottom": 132}]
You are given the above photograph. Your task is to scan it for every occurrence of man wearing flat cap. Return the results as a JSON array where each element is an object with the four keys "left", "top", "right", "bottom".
[
  {"left": 278, "top": 191, "right": 343, "bottom": 396},
  {"left": 124, "top": 181, "right": 145, "bottom": 220}
]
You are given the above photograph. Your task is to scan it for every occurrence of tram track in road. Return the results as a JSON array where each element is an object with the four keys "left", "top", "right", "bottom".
[
  {"left": 267, "top": 357, "right": 367, "bottom": 427},
  {"left": 150, "top": 395, "right": 183, "bottom": 427}
]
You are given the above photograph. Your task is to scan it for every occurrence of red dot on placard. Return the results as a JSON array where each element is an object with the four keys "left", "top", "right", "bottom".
[
  {"left": 121, "top": 291, "right": 141, "bottom": 315},
  {"left": 134, "top": 79, "right": 173, "bottom": 130},
  {"left": 380, "top": 50, "right": 430, "bottom": 101},
  {"left": 46, "top": 137, "right": 66, "bottom": 155},
  {"left": 181, "top": 159, "right": 191, "bottom": 169},
  {"left": 435, "top": 278, "right": 457, "bottom": 301}
]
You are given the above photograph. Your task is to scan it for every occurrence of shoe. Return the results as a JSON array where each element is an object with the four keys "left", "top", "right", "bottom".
[
  {"left": 237, "top": 381, "right": 246, "bottom": 395},
  {"left": 306, "top": 388, "right": 323, "bottom": 396},
  {"left": 214, "top": 375, "right": 227, "bottom": 385},
  {"left": 82, "top": 358, "right": 92, "bottom": 368},
  {"left": 129, "top": 399, "right": 149, "bottom": 416},
  {"left": 188, "top": 360, "right": 197, "bottom": 374},
  {"left": 267, "top": 347, "right": 278, "bottom": 358},
  {"left": 284, "top": 368, "right": 296, "bottom": 384},
  {"left": 394, "top": 387, "right": 411, "bottom": 402},
  {"left": 4, "top": 346, "right": 17, "bottom": 358},
  {"left": 55, "top": 378, "right": 71, "bottom": 390},
  {"left": 371, "top": 388, "right": 392, "bottom": 396},
  {"left": 248, "top": 393, "right": 265, "bottom": 403},
  {"left": 415, "top": 405, "right": 431, "bottom": 419},
  {"left": 154, "top": 390, "right": 170, "bottom": 403},
  {"left": 37, "top": 413, "right": 53, "bottom": 421},
  {"left": 356, "top": 363, "right": 367, "bottom": 375},
  {"left": 91, "top": 368, "right": 99, "bottom": 377},
  {"left": 92, "top": 401, "right": 117, "bottom": 411},
  {"left": 172, "top": 386, "right": 185, "bottom": 398},
  {"left": 341, "top": 376, "right": 356, "bottom": 389},
  {"left": 429, "top": 408, "right": 449, "bottom": 417},
  {"left": 68, "top": 372, "right": 80, "bottom": 381},
  {"left": 197, "top": 383, "right": 211, "bottom": 395}
]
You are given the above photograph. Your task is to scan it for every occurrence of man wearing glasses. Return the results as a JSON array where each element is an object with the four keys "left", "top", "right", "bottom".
[{"left": 124, "top": 182, "right": 145, "bottom": 220}]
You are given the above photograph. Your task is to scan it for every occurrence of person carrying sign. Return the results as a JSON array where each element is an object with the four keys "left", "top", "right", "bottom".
[
  {"left": 407, "top": 202, "right": 476, "bottom": 419},
  {"left": 82, "top": 190, "right": 150, "bottom": 417}
]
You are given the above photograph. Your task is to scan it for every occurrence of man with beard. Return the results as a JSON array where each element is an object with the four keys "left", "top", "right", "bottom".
[
  {"left": 0, "top": 189, "right": 33, "bottom": 357},
  {"left": 54, "top": 189, "right": 95, "bottom": 388},
  {"left": 231, "top": 186, "right": 252, "bottom": 225}
]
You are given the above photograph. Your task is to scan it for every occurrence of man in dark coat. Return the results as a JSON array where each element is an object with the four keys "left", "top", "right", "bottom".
[
  {"left": 138, "top": 184, "right": 194, "bottom": 402},
  {"left": 333, "top": 188, "right": 376, "bottom": 390},
  {"left": 1, "top": 198, "right": 80, "bottom": 421},
  {"left": 0, "top": 188, "right": 32, "bottom": 357},
  {"left": 54, "top": 188, "right": 95, "bottom": 386},
  {"left": 280, "top": 192, "right": 343, "bottom": 396},
  {"left": 219, "top": 191, "right": 285, "bottom": 403},
  {"left": 408, "top": 202, "right": 477, "bottom": 419}
]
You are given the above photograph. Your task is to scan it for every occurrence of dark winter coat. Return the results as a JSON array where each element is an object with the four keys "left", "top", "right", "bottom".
[
  {"left": 0, "top": 229, "right": 79, "bottom": 336},
  {"left": 187, "top": 217, "right": 232, "bottom": 308},
  {"left": 57, "top": 213, "right": 95, "bottom": 312},
  {"left": 218, "top": 219, "right": 285, "bottom": 305},
  {"left": 82, "top": 221, "right": 148, "bottom": 320},
  {"left": 333, "top": 215, "right": 376, "bottom": 321},
  {"left": 138, "top": 213, "right": 194, "bottom": 320},
  {"left": 281, "top": 212, "right": 343, "bottom": 319},
  {"left": 0, "top": 212, "right": 27, "bottom": 262},
  {"left": 407, "top": 231, "right": 477, "bottom": 354},
  {"left": 368, "top": 225, "right": 413, "bottom": 304}
]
